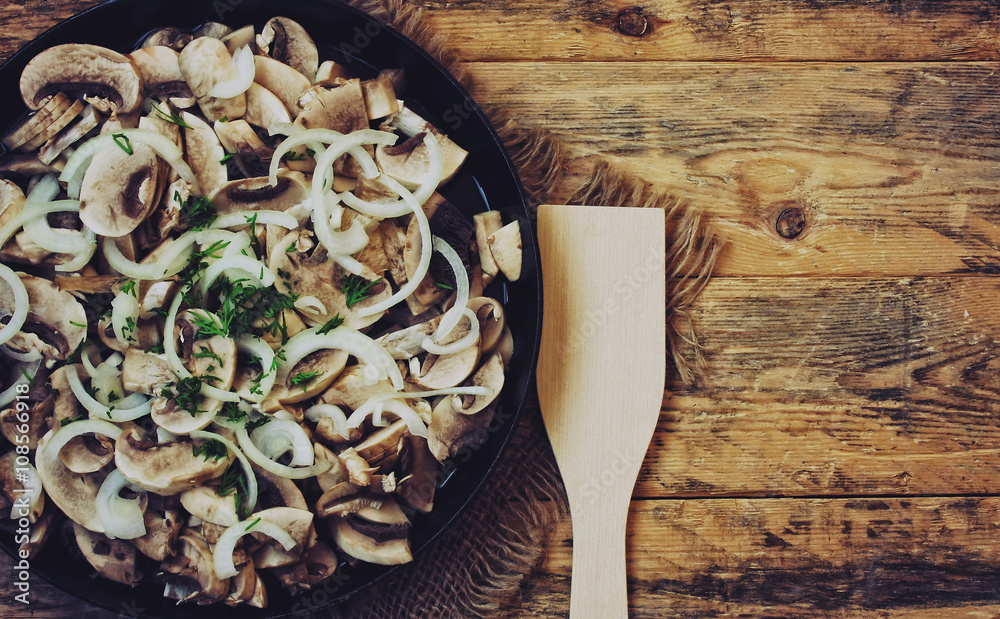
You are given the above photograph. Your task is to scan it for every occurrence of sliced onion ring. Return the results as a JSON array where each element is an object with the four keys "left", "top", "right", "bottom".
[
  {"left": 0, "top": 264, "right": 29, "bottom": 347},
  {"left": 191, "top": 429, "right": 257, "bottom": 521},
  {"left": 422, "top": 308, "right": 480, "bottom": 356},
  {"left": 236, "top": 336, "right": 276, "bottom": 402},
  {"left": 249, "top": 418, "right": 314, "bottom": 467},
  {"left": 234, "top": 424, "right": 330, "bottom": 479},
  {"left": 65, "top": 366, "right": 152, "bottom": 422},
  {"left": 96, "top": 468, "right": 147, "bottom": 540},
  {"left": 276, "top": 326, "right": 403, "bottom": 390},
  {"left": 213, "top": 515, "right": 297, "bottom": 579},
  {"left": 42, "top": 418, "right": 123, "bottom": 460},
  {"left": 346, "top": 398, "right": 428, "bottom": 438},
  {"left": 208, "top": 45, "right": 255, "bottom": 99}
]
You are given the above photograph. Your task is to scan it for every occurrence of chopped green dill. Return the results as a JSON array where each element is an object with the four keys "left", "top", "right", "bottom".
[
  {"left": 245, "top": 517, "right": 262, "bottom": 531},
  {"left": 107, "top": 390, "right": 119, "bottom": 403},
  {"left": 219, "top": 116, "right": 229, "bottom": 123},
  {"left": 286, "top": 242, "right": 297, "bottom": 253},
  {"left": 69, "top": 320, "right": 86, "bottom": 328},
  {"left": 290, "top": 371, "right": 321, "bottom": 392},
  {"left": 217, "top": 401, "right": 248, "bottom": 423},
  {"left": 152, "top": 104, "right": 192, "bottom": 129},
  {"left": 343, "top": 275, "right": 383, "bottom": 308},
  {"left": 220, "top": 152, "right": 235, "bottom": 165},
  {"left": 244, "top": 416, "right": 271, "bottom": 432},
  {"left": 119, "top": 279, "right": 137, "bottom": 297},
  {"left": 282, "top": 150, "right": 307, "bottom": 162},
  {"left": 19, "top": 368, "right": 33, "bottom": 385},
  {"left": 245, "top": 213, "right": 258, "bottom": 240},
  {"left": 148, "top": 343, "right": 166, "bottom": 355},
  {"left": 316, "top": 314, "right": 345, "bottom": 335},
  {"left": 270, "top": 349, "right": 286, "bottom": 373},
  {"left": 60, "top": 415, "right": 84, "bottom": 427},
  {"left": 193, "top": 346, "right": 224, "bottom": 367},
  {"left": 217, "top": 460, "right": 251, "bottom": 520},
  {"left": 112, "top": 133, "right": 133, "bottom": 155},
  {"left": 173, "top": 376, "right": 205, "bottom": 416},
  {"left": 436, "top": 282, "right": 455, "bottom": 291},
  {"left": 179, "top": 195, "right": 217, "bottom": 230},
  {"left": 192, "top": 439, "right": 229, "bottom": 462}
]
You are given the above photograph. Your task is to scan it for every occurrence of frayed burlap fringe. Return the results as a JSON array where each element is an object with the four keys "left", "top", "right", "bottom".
[{"left": 332, "top": 0, "right": 720, "bottom": 617}]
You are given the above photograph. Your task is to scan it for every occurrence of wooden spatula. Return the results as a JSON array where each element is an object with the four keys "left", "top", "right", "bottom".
[{"left": 536, "top": 204, "right": 666, "bottom": 619}]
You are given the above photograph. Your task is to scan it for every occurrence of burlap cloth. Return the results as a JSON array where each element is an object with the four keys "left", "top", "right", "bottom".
[{"left": 324, "top": 1, "right": 721, "bottom": 617}]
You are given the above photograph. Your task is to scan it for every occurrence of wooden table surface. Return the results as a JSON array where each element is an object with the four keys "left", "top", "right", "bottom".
[{"left": 4, "top": 0, "right": 1000, "bottom": 617}]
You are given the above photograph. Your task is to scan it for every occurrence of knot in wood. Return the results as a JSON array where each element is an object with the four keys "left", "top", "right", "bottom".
[
  {"left": 615, "top": 8, "right": 650, "bottom": 37},
  {"left": 776, "top": 207, "right": 807, "bottom": 239}
]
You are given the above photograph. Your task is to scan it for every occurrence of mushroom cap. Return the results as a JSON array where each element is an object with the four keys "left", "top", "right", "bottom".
[
  {"left": 181, "top": 111, "right": 228, "bottom": 197},
  {"left": 19, "top": 44, "right": 143, "bottom": 113},
  {"left": 331, "top": 513, "right": 412, "bottom": 565},
  {"left": 213, "top": 119, "right": 274, "bottom": 178},
  {"left": 250, "top": 506, "right": 315, "bottom": 568},
  {"left": 180, "top": 484, "right": 239, "bottom": 527},
  {"left": 178, "top": 37, "right": 247, "bottom": 121},
  {"left": 209, "top": 170, "right": 309, "bottom": 214},
  {"left": 0, "top": 396, "right": 50, "bottom": 452},
  {"left": 395, "top": 435, "right": 438, "bottom": 513},
  {"left": 253, "top": 55, "right": 311, "bottom": 117},
  {"left": 1, "top": 274, "right": 87, "bottom": 361},
  {"left": 161, "top": 531, "right": 230, "bottom": 603},
  {"left": 408, "top": 340, "right": 481, "bottom": 391},
  {"left": 452, "top": 350, "right": 505, "bottom": 415},
  {"left": 35, "top": 429, "right": 107, "bottom": 532},
  {"left": 132, "top": 494, "right": 183, "bottom": 561},
  {"left": 375, "top": 130, "right": 468, "bottom": 191},
  {"left": 295, "top": 81, "right": 368, "bottom": 134},
  {"left": 319, "top": 364, "right": 396, "bottom": 411},
  {"left": 259, "top": 17, "right": 319, "bottom": 82},
  {"left": 79, "top": 141, "right": 161, "bottom": 237},
  {"left": 265, "top": 349, "right": 349, "bottom": 406},
  {"left": 427, "top": 396, "right": 497, "bottom": 463},
  {"left": 142, "top": 27, "right": 192, "bottom": 52},
  {"left": 0, "top": 451, "right": 45, "bottom": 522},
  {"left": 244, "top": 83, "right": 291, "bottom": 130},
  {"left": 128, "top": 46, "right": 192, "bottom": 101},
  {"left": 275, "top": 540, "right": 338, "bottom": 595},
  {"left": 72, "top": 522, "right": 143, "bottom": 586},
  {"left": 114, "top": 429, "right": 229, "bottom": 495}
]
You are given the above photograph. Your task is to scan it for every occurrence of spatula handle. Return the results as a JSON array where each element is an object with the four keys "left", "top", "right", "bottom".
[{"left": 569, "top": 501, "right": 630, "bottom": 618}]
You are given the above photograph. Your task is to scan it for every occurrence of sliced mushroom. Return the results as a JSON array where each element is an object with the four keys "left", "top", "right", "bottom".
[
  {"left": 254, "top": 55, "right": 311, "bottom": 117},
  {"left": 128, "top": 46, "right": 193, "bottom": 102},
  {"left": 339, "top": 447, "right": 377, "bottom": 487},
  {"left": 275, "top": 540, "right": 338, "bottom": 595},
  {"left": 20, "top": 44, "right": 143, "bottom": 113},
  {"left": 487, "top": 220, "right": 522, "bottom": 281},
  {"left": 253, "top": 463, "right": 309, "bottom": 511},
  {"left": 395, "top": 435, "right": 439, "bottom": 513},
  {"left": 319, "top": 364, "right": 396, "bottom": 411},
  {"left": 314, "top": 60, "right": 350, "bottom": 86},
  {"left": 142, "top": 27, "right": 192, "bottom": 51},
  {"left": 180, "top": 484, "right": 240, "bottom": 527},
  {"left": 178, "top": 37, "right": 247, "bottom": 122},
  {"left": 408, "top": 341, "right": 481, "bottom": 390},
  {"left": 250, "top": 506, "right": 314, "bottom": 568},
  {"left": 258, "top": 17, "right": 319, "bottom": 82},
  {"left": 132, "top": 493, "right": 183, "bottom": 561},
  {"left": 114, "top": 428, "right": 230, "bottom": 495},
  {"left": 19, "top": 507, "right": 57, "bottom": 558},
  {"left": 468, "top": 296, "right": 506, "bottom": 355},
  {"left": 244, "top": 83, "right": 291, "bottom": 130},
  {"left": 452, "top": 350, "right": 504, "bottom": 415},
  {"left": 73, "top": 523, "right": 143, "bottom": 586},
  {"left": 382, "top": 108, "right": 468, "bottom": 186},
  {"left": 221, "top": 25, "right": 256, "bottom": 55},
  {"left": 295, "top": 81, "right": 368, "bottom": 133},
  {"left": 361, "top": 74, "right": 399, "bottom": 120},
  {"left": 0, "top": 395, "right": 50, "bottom": 452},
  {"left": 224, "top": 554, "right": 258, "bottom": 606},
  {"left": 214, "top": 119, "right": 273, "bottom": 178},
  {"left": 0, "top": 179, "right": 25, "bottom": 229},
  {"left": 313, "top": 442, "right": 350, "bottom": 490},
  {"left": 314, "top": 481, "right": 379, "bottom": 518},
  {"left": 121, "top": 347, "right": 178, "bottom": 395},
  {"left": 35, "top": 429, "right": 107, "bottom": 532},
  {"left": 38, "top": 104, "right": 101, "bottom": 165},
  {"left": 473, "top": 211, "right": 503, "bottom": 279},
  {"left": 1, "top": 274, "right": 87, "bottom": 361},
  {"left": 209, "top": 170, "right": 309, "bottom": 214},
  {"left": 3, "top": 92, "right": 74, "bottom": 151},
  {"left": 160, "top": 531, "right": 230, "bottom": 603},
  {"left": 427, "top": 396, "right": 496, "bottom": 463},
  {"left": 268, "top": 231, "right": 391, "bottom": 330},
  {"left": 331, "top": 500, "right": 412, "bottom": 565},
  {"left": 0, "top": 451, "right": 44, "bottom": 522},
  {"left": 182, "top": 111, "right": 228, "bottom": 197},
  {"left": 24, "top": 99, "right": 86, "bottom": 152},
  {"left": 59, "top": 428, "right": 114, "bottom": 474},
  {"left": 79, "top": 140, "right": 161, "bottom": 237},
  {"left": 263, "top": 349, "right": 349, "bottom": 409},
  {"left": 376, "top": 314, "right": 443, "bottom": 359},
  {"left": 354, "top": 419, "right": 409, "bottom": 471}
]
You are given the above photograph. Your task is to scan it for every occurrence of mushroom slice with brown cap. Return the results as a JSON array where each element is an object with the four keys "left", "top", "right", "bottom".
[
  {"left": 0, "top": 451, "right": 44, "bottom": 522},
  {"left": 73, "top": 523, "right": 143, "bottom": 586},
  {"left": 314, "top": 481, "right": 380, "bottom": 518},
  {"left": 258, "top": 17, "right": 319, "bottom": 82},
  {"left": 129, "top": 46, "right": 192, "bottom": 102},
  {"left": 0, "top": 179, "right": 25, "bottom": 228},
  {"left": 221, "top": 25, "right": 256, "bottom": 55},
  {"left": 427, "top": 396, "right": 497, "bottom": 463},
  {"left": 468, "top": 296, "right": 506, "bottom": 355},
  {"left": 354, "top": 419, "right": 409, "bottom": 471},
  {"left": 244, "top": 83, "right": 291, "bottom": 130},
  {"left": 121, "top": 348, "right": 177, "bottom": 396},
  {"left": 35, "top": 429, "right": 107, "bottom": 532},
  {"left": 3, "top": 92, "right": 74, "bottom": 151},
  {"left": 224, "top": 555, "right": 258, "bottom": 606},
  {"left": 319, "top": 364, "right": 396, "bottom": 411},
  {"left": 376, "top": 314, "right": 443, "bottom": 359},
  {"left": 376, "top": 130, "right": 468, "bottom": 190},
  {"left": 331, "top": 500, "right": 413, "bottom": 565},
  {"left": 487, "top": 220, "right": 523, "bottom": 281},
  {"left": 295, "top": 81, "right": 368, "bottom": 134},
  {"left": 38, "top": 104, "right": 101, "bottom": 165},
  {"left": 132, "top": 493, "right": 183, "bottom": 561},
  {"left": 264, "top": 349, "right": 349, "bottom": 408},
  {"left": 178, "top": 37, "right": 247, "bottom": 122},
  {"left": 79, "top": 141, "right": 161, "bottom": 237},
  {"left": 1, "top": 274, "right": 86, "bottom": 361},
  {"left": 409, "top": 339, "right": 481, "bottom": 391},
  {"left": 314, "top": 60, "right": 350, "bottom": 87},
  {"left": 181, "top": 484, "right": 240, "bottom": 527},
  {"left": 19, "top": 508, "right": 57, "bottom": 559},
  {"left": 24, "top": 99, "right": 86, "bottom": 152},
  {"left": 114, "top": 428, "right": 230, "bottom": 495},
  {"left": 181, "top": 111, "right": 227, "bottom": 197},
  {"left": 275, "top": 540, "right": 338, "bottom": 595},
  {"left": 254, "top": 55, "right": 311, "bottom": 118},
  {"left": 160, "top": 531, "right": 230, "bottom": 604},
  {"left": 20, "top": 44, "right": 143, "bottom": 114},
  {"left": 473, "top": 210, "right": 503, "bottom": 279},
  {"left": 143, "top": 27, "right": 192, "bottom": 52},
  {"left": 253, "top": 463, "right": 309, "bottom": 511},
  {"left": 361, "top": 74, "right": 399, "bottom": 120},
  {"left": 214, "top": 119, "right": 274, "bottom": 178},
  {"left": 0, "top": 396, "right": 50, "bottom": 452},
  {"left": 452, "top": 350, "right": 505, "bottom": 416},
  {"left": 209, "top": 170, "right": 309, "bottom": 214},
  {"left": 396, "top": 435, "right": 439, "bottom": 513},
  {"left": 249, "top": 506, "right": 314, "bottom": 569}
]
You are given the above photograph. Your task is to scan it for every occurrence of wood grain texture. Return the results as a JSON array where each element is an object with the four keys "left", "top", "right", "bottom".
[
  {"left": 422, "top": 0, "right": 1000, "bottom": 62},
  {"left": 500, "top": 497, "right": 1000, "bottom": 618},
  {"left": 467, "top": 61, "right": 1000, "bottom": 277}
]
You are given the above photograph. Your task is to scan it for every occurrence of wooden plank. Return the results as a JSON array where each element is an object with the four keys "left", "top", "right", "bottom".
[
  {"left": 423, "top": 0, "right": 1000, "bottom": 62},
  {"left": 468, "top": 61, "right": 1000, "bottom": 277},
  {"left": 499, "top": 497, "right": 1000, "bottom": 618},
  {"left": 0, "top": 0, "right": 101, "bottom": 63},
  {"left": 638, "top": 276, "right": 1000, "bottom": 497}
]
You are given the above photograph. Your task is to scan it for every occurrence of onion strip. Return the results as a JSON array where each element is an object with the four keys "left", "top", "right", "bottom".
[
  {"left": 236, "top": 335, "right": 276, "bottom": 402},
  {"left": 249, "top": 418, "right": 314, "bottom": 466},
  {"left": 42, "top": 418, "right": 123, "bottom": 460},
  {"left": 96, "top": 469, "right": 147, "bottom": 540},
  {"left": 213, "top": 515, "right": 296, "bottom": 579},
  {"left": 211, "top": 210, "right": 298, "bottom": 230},
  {"left": 276, "top": 326, "right": 403, "bottom": 390},
  {"left": 422, "top": 308, "right": 480, "bottom": 356},
  {"left": 65, "top": 366, "right": 152, "bottom": 422},
  {"left": 234, "top": 424, "right": 330, "bottom": 479},
  {"left": 0, "top": 264, "right": 29, "bottom": 347},
  {"left": 346, "top": 398, "right": 428, "bottom": 438},
  {"left": 208, "top": 45, "right": 255, "bottom": 99}
]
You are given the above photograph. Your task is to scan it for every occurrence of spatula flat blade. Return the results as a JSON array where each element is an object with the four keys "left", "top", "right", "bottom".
[{"left": 536, "top": 204, "right": 666, "bottom": 619}]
